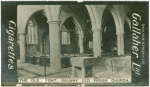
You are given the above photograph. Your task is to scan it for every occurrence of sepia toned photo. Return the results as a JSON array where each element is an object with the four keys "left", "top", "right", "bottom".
[{"left": 1, "top": 1, "right": 149, "bottom": 86}]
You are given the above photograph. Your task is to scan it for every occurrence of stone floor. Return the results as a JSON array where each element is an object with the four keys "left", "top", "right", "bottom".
[
  {"left": 17, "top": 63, "right": 72, "bottom": 79},
  {"left": 17, "top": 62, "right": 131, "bottom": 79}
]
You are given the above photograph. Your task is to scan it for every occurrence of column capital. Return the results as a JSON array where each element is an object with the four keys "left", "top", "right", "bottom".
[
  {"left": 47, "top": 20, "right": 61, "bottom": 24},
  {"left": 91, "top": 28, "right": 103, "bottom": 32}
]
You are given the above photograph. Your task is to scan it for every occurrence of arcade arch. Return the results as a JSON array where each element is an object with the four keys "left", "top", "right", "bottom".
[
  {"left": 26, "top": 11, "right": 49, "bottom": 59},
  {"left": 101, "top": 6, "right": 131, "bottom": 56},
  {"left": 60, "top": 17, "right": 84, "bottom": 54},
  {"left": 101, "top": 7, "right": 117, "bottom": 55},
  {"left": 18, "top": 5, "right": 131, "bottom": 69}
]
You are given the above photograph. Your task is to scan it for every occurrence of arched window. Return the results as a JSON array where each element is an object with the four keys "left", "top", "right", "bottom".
[
  {"left": 61, "top": 25, "right": 70, "bottom": 45},
  {"left": 27, "top": 19, "right": 38, "bottom": 44},
  {"left": 84, "top": 30, "right": 93, "bottom": 53},
  {"left": 61, "top": 18, "right": 80, "bottom": 54}
]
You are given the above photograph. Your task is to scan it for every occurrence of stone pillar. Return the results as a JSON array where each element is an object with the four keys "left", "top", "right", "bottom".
[
  {"left": 116, "top": 33, "right": 121, "bottom": 55},
  {"left": 19, "top": 33, "right": 26, "bottom": 63},
  {"left": 120, "top": 33, "right": 124, "bottom": 55},
  {"left": 47, "top": 20, "right": 61, "bottom": 70},
  {"left": 79, "top": 37, "right": 84, "bottom": 54},
  {"left": 92, "top": 28, "right": 102, "bottom": 57}
]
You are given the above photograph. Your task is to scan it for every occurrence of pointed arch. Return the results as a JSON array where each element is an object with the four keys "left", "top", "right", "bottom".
[
  {"left": 17, "top": 5, "right": 45, "bottom": 34},
  {"left": 61, "top": 17, "right": 84, "bottom": 39},
  {"left": 25, "top": 10, "right": 46, "bottom": 33},
  {"left": 85, "top": 5, "right": 107, "bottom": 29},
  {"left": 84, "top": 30, "right": 93, "bottom": 42},
  {"left": 108, "top": 6, "right": 123, "bottom": 34},
  {"left": 102, "top": 5, "right": 125, "bottom": 55}
]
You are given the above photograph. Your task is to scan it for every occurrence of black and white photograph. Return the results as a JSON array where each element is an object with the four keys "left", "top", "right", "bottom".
[{"left": 1, "top": 1, "right": 149, "bottom": 86}]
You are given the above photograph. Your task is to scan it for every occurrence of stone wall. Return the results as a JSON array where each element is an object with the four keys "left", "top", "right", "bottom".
[{"left": 93, "top": 55, "right": 131, "bottom": 78}]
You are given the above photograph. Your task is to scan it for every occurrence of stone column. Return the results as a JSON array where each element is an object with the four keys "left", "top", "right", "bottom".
[
  {"left": 18, "top": 33, "right": 26, "bottom": 63},
  {"left": 79, "top": 37, "right": 84, "bottom": 54},
  {"left": 116, "top": 33, "right": 121, "bottom": 55},
  {"left": 120, "top": 33, "right": 124, "bottom": 55},
  {"left": 92, "top": 28, "right": 102, "bottom": 57},
  {"left": 47, "top": 20, "right": 61, "bottom": 70}
]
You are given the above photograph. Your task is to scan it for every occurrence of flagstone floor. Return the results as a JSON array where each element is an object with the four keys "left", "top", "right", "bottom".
[
  {"left": 17, "top": 62, "right": 131, "bottom": 79},
  {"left": 17, "top": 63, "right": 72, "bottom": 79}
]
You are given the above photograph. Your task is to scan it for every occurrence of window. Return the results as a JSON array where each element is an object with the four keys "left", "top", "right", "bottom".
[
  {"left": 27, "top": 20, "right": 38, "bottom": 44},
  {"left": 89, "top": 41, "right": 93, "bottom": 49},
  {"left": 62, "top": 25, "right": 70, "bottom": 45}
]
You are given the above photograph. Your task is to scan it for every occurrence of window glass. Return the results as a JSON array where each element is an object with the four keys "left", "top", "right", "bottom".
[{"left": 27, "top": 20, "right": 38, "bottom": 44}]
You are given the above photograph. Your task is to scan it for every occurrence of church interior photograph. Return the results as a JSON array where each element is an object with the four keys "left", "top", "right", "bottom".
[{"left": 17, "top": 5, "right": 131, "bottom": 79}]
